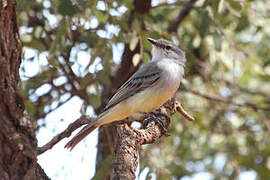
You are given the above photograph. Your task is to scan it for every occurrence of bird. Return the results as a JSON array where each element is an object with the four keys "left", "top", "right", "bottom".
[{"left": 65, "top": 38, "right": 186, "bottom": 150}]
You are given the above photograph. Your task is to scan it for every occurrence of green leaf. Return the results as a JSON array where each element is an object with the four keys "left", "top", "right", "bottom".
[
  {"left": 141, "top": 32, "right": 152, "bottom": 51},
  {"left": 88, "top": 94, "right": 101, "bottom": 109},
  {"left": 214, "top": 34, "right": 222, "bottom": 51},
  {"left": 143, "top": 53, "right": 150, "bottom": 64},
  {"left": 49, "top": 19, "right": 67, "bottom": 52},
  {"left": 263, "top": 59, "right": 270, "bottom": 67},
  {"left": 200, "top": 11, "right": 210, "bottom": 37},
  {"left": 228, "top": 0, "right": 242, "bottom": 11},
  {"left": 79, "top": 33, "right": 98, "bottom": 48},
  {"left": 23, "top": 38, "right": 46, "bottom": 51},
  {"left": 80, "top": 73, "right": 93, "bottom": 89},
  {"left": 96, "top": 70, "right": 110, "bottom": 86},
  {"left": 235, "top": 15, "right": 249, "bottom": 32},
  {"left": 257, "top": 74, "right": 270, "bottom": 82},
  {"left": 25, "top": 100, "right": 35, "bottom": 115},
  {"left": 58, "top": 0, "right": 79, "bottom": 16},
  {"left": 94, "top": 9, "right": 105, "bottom": 23}
]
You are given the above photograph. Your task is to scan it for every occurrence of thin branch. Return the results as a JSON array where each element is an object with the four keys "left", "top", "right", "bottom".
[
  {"left": 151, "top": 1, "right": 183, "bottom": 9},
  {"left": 175, "top": 101, "right": 195, "bottom": 121},
  {"left": 168, "top": 0, "right": 198, "bottom": 33},
  {"left": 220, "top": 78, "right": 270, "bottom": 98},
  {"left": 184, "top": 88, "right": 270, "bottom": 111},
  {"left": 37, "top": 115, "right": 94, "bottom": 155}
]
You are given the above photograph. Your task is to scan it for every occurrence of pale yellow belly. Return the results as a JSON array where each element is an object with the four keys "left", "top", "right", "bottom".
[
  {"left": 97, "top": 88, "right": 174, "bottom": 126},
  {"left": 97, "top": 102, "right": 132, "bottom": 125},
  {"left": 126, "top": 88, "right": 173, "bottom": 113}
]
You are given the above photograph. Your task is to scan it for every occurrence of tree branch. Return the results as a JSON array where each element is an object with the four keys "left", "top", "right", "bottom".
[
  {"left": 37, "top": 115, "right": 94, "bottom": 155},
  {"left": 113, "top": 99, "right": 193, "bottom": 179},
  {"left": 184, "top": 88, "right": 270, "bottom": 111}
]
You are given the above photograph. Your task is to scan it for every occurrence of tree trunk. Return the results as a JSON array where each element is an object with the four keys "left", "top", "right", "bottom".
[{"left": 0, "top": 1, "right": 49, "bottom": 179}]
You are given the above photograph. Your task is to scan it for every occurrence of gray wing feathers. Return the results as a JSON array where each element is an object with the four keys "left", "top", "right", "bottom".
[{"left": 104, "top": 62, "right": 161, "bottom": 111}]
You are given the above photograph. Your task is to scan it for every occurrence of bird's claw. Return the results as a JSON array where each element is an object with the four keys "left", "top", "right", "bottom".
[{"left": 143, "top": 112, "right": 170, "bottom": 135}]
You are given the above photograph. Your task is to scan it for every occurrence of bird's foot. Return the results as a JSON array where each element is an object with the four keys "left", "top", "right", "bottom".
[{"left": 143, "top": 112, "right": 170, "bottom": 135}]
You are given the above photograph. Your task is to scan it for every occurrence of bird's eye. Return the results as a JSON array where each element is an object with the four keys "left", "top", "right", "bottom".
[{"left": 165, "top": 46, "right": 171, "bottom": 50}]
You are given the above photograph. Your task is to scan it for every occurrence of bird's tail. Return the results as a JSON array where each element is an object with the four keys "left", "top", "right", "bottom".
[{"left": 65, "top": 120, "right": 99, "bottom": 151}]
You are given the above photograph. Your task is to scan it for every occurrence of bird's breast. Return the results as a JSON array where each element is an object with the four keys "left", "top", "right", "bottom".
[
  {"left": 127, "top": 60, "right": 184, "bottom": 113},
  {"left": 156, "top": 59, "right": 183, "bottom": 93}
]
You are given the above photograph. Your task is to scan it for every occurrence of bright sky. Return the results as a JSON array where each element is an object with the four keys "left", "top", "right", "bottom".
[{"left": 19, "top": 0, "right": 258, "bottom": 179}]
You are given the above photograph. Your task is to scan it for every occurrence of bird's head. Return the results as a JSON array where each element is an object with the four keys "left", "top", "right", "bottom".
[{"left": 148, "top": 38, "right": 185, "bottom": 64}]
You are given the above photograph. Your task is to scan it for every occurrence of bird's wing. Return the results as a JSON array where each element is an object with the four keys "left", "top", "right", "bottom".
[{"left": 104, "top": 62, "right": 161, "bottom": 111}]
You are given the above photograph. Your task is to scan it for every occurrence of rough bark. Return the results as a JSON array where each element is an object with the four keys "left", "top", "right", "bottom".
[
  {"left": 0, "top": 1, "right": 49, "bottom": 179},
  {"left": 112, "top": 100, "right": 188, "bottom": 179}
]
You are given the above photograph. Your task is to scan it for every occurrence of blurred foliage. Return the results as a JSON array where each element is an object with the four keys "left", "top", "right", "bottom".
[{"left": 17, "top": 0, "right": 270, "bottom": 179}]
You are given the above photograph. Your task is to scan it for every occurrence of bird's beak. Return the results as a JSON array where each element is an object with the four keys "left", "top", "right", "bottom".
[{"left": 147, "top": 38, "right": 157, "bottom": 46}]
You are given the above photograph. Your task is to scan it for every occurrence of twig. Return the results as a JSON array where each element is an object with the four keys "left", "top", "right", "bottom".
[
  {"left": 175, "top": 101, "right": 195, "bottom": 121},
  {"left": 37, "top": 115, "right": 94, "bottom": 155}
]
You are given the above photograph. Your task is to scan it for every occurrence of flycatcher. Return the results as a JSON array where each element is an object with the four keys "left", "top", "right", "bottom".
[{"left": 65, "top": 38, "right": 186, "bottom": 150}]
